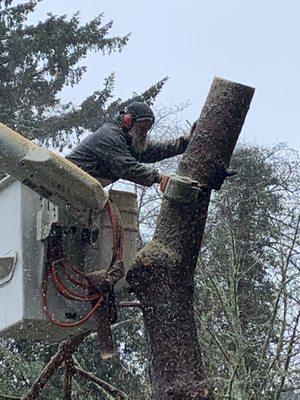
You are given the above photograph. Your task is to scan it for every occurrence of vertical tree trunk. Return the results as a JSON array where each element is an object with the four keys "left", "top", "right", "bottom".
[{"left": 127, "top": 77, "right": 255, "bottom": 400}]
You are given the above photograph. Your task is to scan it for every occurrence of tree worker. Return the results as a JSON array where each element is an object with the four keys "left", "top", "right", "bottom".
[{"left": 66, "top": 101, "right": 196, "bottom": 192}]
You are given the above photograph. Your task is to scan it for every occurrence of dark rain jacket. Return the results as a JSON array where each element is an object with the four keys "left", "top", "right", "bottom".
[{"left": 66, "top": 115, "right": 189, "bottom": 186}]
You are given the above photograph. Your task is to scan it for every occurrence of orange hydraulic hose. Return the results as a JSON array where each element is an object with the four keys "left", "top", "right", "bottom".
[
  {"left": 42, "top": 198, "right": 125, "bottom": 329},
  {"left": 42, "top": 267, "right": 104, "bottom": 328},
  {"left": 50, "top": 263, "right": 99, "bottom": 302}
]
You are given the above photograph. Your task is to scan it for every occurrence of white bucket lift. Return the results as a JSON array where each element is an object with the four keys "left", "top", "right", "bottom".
[
  {"left": 0, "top": 123, "right": 138, "bottom": 342},
  {"left": 0, "top": 177, "right": 138, "bottom": 341}
]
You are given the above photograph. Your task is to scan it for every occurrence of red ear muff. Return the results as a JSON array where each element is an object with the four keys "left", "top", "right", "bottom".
[{"left": 123, "top": 113, "right": 133, "bottom": 129}]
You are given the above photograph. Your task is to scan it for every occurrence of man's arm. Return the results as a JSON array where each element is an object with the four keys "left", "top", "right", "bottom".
[
  {"left": 139, "top": 136, "right": 189, "bottom": 163},
  {"left": 93, "top": 133, "right": 162, "bottom": 186},
  {"left": 110, "top": 153, "right": 161, "bottom": 186}
]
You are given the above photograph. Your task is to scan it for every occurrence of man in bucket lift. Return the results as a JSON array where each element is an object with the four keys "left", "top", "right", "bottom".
[
  {"left": 65, "top": 102, "right": 198, "bottom": 357},
  {"left": 66, "top": 101, "right": 195, "bottom": 192},
  {"left": 65, "top": 102, "right": 236, "bottom": 357}
]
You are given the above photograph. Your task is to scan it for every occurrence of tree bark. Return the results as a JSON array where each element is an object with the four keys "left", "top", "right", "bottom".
[{"left": 127, "top": 77, "right": 255, "bottom": 400}]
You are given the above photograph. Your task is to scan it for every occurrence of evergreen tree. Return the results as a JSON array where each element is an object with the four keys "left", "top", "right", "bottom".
[
  {"left": 0, "top": 2, "right": 166, "bottom": 398},
  {"left": 0, "top": 0, "right": 166, "bottom": 149}
]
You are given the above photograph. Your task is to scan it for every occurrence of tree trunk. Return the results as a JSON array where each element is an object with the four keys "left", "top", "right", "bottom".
[{"left": 127, "top": 77, "right": 255, "bottom": 400}]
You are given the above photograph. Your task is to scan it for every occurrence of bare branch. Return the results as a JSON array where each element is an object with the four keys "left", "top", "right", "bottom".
[
  {"left": 75, "top": 366, "right": 131, "bottom": 399},
  {"left": 63, "top": 344, "right": 76, "bottom": 400},
  {"left": 21, "top": 332, "right": 89, "bottom": 400},
  {"left": 118, "top": 301, "right": 141, "bottom": 308},
  {"left": 274, "top": 310, "right": 300, "bottom": 400},
  {"left": 0, "top": 394, "right": 21, "bottom": 400}
]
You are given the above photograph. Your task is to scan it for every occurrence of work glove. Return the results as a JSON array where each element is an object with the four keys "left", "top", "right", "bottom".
[
  {"left": 159, "top": 174, "right": 170, "bottom": 193},
  {"left": 212, "top": 168, "right": 237, "bottom": 190}
]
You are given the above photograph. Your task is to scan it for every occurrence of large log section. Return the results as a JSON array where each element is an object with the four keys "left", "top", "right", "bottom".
[{"left": 127, "top": 77, "right": 255, "bottom": 400}]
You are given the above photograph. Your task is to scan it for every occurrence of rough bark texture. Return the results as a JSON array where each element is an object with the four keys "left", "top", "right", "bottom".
[{"left": 127, "top": 77, "right": 255, "bottom": 400}]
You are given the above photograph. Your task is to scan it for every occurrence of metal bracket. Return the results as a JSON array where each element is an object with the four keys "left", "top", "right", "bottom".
[
  {"left": 36, "top": 198, "right": 59, "bottom": 241},
  {"left": 163, "top": 175, "right": 207, "bottom": 204}
]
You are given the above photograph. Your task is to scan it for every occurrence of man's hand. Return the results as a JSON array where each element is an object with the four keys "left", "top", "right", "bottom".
[{"left": 160, "top": 174, "right": 170, "bottom": 193}]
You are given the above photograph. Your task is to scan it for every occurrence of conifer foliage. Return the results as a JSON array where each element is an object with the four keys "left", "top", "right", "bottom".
[{"left": 0, "top": 0, "right": 166, "bottom": 149}]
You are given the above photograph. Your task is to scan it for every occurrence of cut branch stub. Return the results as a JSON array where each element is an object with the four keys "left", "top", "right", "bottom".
[{"left": 179, "top": 77, "right": 255, "bottom": 188}]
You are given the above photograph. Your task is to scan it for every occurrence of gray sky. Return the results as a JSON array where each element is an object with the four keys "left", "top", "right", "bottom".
[{"left": 31, "top": 0, "right": 300, "bottom": 150}]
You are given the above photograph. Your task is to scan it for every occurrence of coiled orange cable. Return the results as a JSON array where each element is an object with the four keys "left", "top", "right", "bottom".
[{"left": 42, "top": 198, "right": 124, "bottom": 329}]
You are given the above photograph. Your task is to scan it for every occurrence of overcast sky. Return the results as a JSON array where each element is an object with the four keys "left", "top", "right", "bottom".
[{"left": 31, "top": 0, "right": 300, "bottom": 150}]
